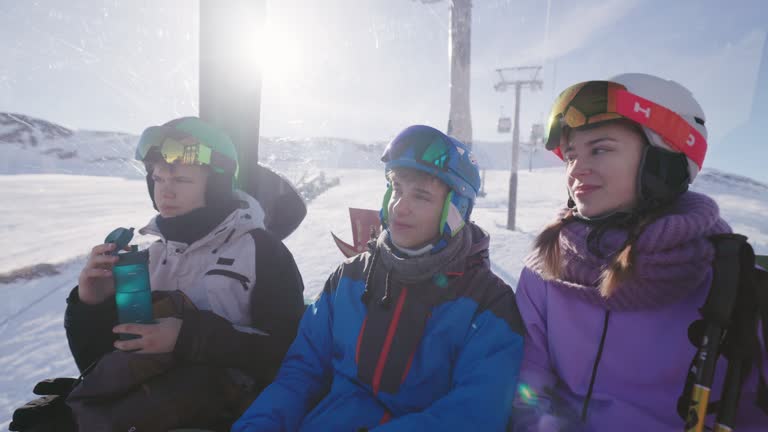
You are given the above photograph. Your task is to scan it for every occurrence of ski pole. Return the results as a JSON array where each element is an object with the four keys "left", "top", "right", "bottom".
[
  {"left": 684, "top": 235, "right": 749, "bottom": 432},
  {"left": 713, "top": 357, "right": 749, "bottom": 432},
  {"left": 684, "top": 324, "right": 725, "bottom": 432},
  {"left": 714, "top": 254, "right": 760, "bottom": 432}
]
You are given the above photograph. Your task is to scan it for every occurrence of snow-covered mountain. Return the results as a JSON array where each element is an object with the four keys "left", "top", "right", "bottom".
[
  {"left": 0, "top": 113, "right": 565, "bottom": 176},
  {"left": 0, "top": 112, "right": 143, "bottom": 178},
  {"left": 0, "top": 113, "right": 73, "bottom": 145}
]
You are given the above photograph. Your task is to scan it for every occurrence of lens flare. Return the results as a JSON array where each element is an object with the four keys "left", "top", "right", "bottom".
[{"left": 518, "top": 383, "right": 537, "bottom": 406}]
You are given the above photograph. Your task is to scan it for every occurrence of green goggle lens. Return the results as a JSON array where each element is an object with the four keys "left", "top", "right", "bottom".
[
  {"left": 383, "top": 128, "right": 452, "bottom": 172},
  {"left": 138, "top": 132, "right": 236, "bottom": 175},
  {"left": 420, "top": 139, "right": 449, "bottom": 169},
  {"left": 153, "top": 137, "right": 213, "bottom": 166}
]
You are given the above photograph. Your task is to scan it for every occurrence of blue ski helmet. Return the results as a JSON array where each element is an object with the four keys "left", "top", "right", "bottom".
[{"left": 380, "top": 125, "right": 481, "bottom": 242}]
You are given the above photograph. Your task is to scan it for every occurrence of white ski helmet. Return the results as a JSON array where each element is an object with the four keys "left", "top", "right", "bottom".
[
  {"left": 542, "top": 73, "right": 710, "bottom": 212},
  {"left": 545, "top": 73, "right": 708, "bottom": 183},
  {"left": 609, "top": 73, "right": 707, "bottom": 182}
]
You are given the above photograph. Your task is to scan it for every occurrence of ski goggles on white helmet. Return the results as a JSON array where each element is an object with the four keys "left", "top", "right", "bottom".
[{"left": 544, "top": 80, "right": 707, "bottom": 172}]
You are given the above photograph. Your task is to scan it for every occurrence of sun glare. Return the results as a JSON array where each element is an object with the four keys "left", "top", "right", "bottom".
[{"left": 245, "top": 19, "right": 306, "bottom": 85}]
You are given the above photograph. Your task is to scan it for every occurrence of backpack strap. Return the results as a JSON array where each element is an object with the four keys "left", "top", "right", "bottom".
[
  {"left": 678, "top": 234, "right": 752, "bottom": 425},
  {"left": 754, "top": 265, "right": 768, "bottom": 415},
  {"left": 677, "top": 234, "right": 768, "bottom": 427}
]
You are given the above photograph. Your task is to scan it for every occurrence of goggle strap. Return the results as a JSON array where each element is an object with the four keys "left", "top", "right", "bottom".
[
  {"left": 439, "top": 190, "right": 454, "bottom": 236},
  {"left": 210, "top": 151, "right": 238, "bottom": 175},
  {"left": 381, "top": 185, "right": 393, "bottom": 225},
  {"left": 614, "top": 89, "right": 706, "bottom": 169}
]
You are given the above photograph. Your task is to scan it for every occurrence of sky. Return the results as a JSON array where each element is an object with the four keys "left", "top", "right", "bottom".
[{"left": 0, "top": 0, "right": 766, "bottom": 180}]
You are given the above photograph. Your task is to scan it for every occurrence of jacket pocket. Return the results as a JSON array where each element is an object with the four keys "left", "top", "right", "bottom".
[{"left": 205, "top": 269, "right": 250, "bottom": 291}]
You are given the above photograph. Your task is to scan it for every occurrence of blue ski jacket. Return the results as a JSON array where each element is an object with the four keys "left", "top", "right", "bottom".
[{"left": 233, "top": 223, "right": 525, "bottom": 432}]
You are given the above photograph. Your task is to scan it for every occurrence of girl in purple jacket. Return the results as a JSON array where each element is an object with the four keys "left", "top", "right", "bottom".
[{"left": 511, "top": 73, "right": 767, "bottom": 431}]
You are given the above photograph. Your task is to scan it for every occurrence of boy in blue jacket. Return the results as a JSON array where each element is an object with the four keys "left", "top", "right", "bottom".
[{"left": 233, "top": 125, "right": 525, "bottom": 432}]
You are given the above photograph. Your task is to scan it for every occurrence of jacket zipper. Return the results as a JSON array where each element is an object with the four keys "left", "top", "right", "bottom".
[
  {"left": 581, "top": 310, "right": 611, "bottom": 422},
  {"left": 205, "top": 269, "right": 250, "bottom": 291},
  {"left": 371, "top": 286, "right": 409, "bottom": 395}
]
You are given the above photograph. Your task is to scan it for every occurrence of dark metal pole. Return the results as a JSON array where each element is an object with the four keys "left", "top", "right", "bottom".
[
  {"left": 507, "top": 83, "right": 521, "bottom": 230},
  {"left": 199, "top": 0, "right": 265, "bottom": 187}
]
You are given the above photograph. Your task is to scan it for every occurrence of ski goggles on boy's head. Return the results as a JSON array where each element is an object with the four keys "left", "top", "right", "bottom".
[
  {"left": 382, "top": 125, "right": 453, "bottom": 171},
  {"left": 544, "top": 80, "right": 706, "bottom": 169},
  {"left": 136, "top": 127, "right": 237, "bottom": 175}
]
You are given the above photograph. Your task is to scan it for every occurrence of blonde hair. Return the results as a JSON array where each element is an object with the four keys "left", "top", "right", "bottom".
[{"left": 529, "top": 210, "right": 574, "bottom": 281}]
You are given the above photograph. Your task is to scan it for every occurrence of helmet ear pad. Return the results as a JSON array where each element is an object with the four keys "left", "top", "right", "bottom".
[
  {"left": 637, "top": 145, "right": 690, "bottom": 207},
  {"left": 441, "top": 190, "right": 471, "bottom": 237},
  {"left": 145, "top": 172, "right": 159, "bottom": 211}
]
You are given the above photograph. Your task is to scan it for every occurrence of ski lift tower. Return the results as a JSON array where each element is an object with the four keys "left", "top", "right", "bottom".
[
  {"left": 415, "top": 0, "right": 473, "bottom": 148},
  {"left": 494, "top": 66, "right": 542, "bottom": 230}
]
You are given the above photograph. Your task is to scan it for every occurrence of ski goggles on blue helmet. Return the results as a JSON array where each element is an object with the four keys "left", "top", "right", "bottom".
[
  {"left": 136, "top": 117, "right": 239, "bottom": 177},
  {"left": 380, "top": 125, "right": 481, "bottom": 241}
]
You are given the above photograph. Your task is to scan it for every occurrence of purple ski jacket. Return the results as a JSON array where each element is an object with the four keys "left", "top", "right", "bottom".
[{"left": 511, "top": 192, "right": 768, "bottom": 431}]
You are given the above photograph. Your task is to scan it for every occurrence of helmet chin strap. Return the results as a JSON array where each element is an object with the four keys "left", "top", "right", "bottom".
[
  {"left": 389, "top": 234, "right": 435, "bottom": 257},
  {"left": 572, "top": 208, "right": 632, "bottom": 224},
  {"left": 566, "top": 189, "right": 632, "bottom": 224},
  {"left": 565, "top": 156, "right": 642, "bottom": 258},
  {"left": 569, "top": 204, "right": 639, "bottom": 259}
]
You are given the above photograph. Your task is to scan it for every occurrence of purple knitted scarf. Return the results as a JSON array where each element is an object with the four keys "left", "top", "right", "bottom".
[{"left": 529, "top": 191, "right": 731, "bottom": 311}]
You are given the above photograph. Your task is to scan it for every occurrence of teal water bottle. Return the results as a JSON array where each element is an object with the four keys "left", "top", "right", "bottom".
[{"left": 106, "top": 228, "right": 154, "bottom": 340}]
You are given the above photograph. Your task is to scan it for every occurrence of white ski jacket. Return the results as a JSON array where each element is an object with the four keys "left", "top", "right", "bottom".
[{"left": 139, "top": 190, "right": 266, "bottom": 327}]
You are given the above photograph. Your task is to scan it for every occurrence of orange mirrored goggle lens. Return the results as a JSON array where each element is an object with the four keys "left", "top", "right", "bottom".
[{"left": 544, "top": 81, "right": 627, "bottom": 150}]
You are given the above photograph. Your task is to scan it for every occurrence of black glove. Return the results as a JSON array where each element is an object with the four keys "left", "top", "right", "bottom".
[{"left": 9, "top": 378, "right": 78, "bottom": 432}]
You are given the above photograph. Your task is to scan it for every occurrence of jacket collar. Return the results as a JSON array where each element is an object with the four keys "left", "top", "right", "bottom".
[{"left": 140, "top": 190, "right": 266, "bottom": 253}]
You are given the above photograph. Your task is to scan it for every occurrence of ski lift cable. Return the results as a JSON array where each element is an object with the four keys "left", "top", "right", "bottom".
[
  {"left": 0, "top": 278, "right": 73, "bottom": 332},
  {"left": 416, "top": 0, "right": 449, "bottom": 31}
]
